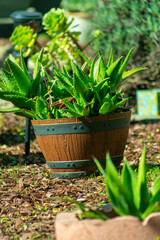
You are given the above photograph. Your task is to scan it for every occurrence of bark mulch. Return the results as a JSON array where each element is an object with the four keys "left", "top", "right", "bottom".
[{"left": 0, "top": 113, "right": 160, "bottom": 240}]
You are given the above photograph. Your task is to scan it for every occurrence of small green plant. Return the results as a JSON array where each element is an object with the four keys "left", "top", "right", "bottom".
[
  {"left": 94, "top": 146, "right": 160, "bottom": 220},
  {"left": 0, "top": 47, "right": 146, "bottom": 119},
  {"left": 65, "top": 147, "right": 160, "bottom": 221}
]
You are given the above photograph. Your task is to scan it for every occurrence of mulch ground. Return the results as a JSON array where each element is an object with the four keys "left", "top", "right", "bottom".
[{"left": 0, "top": 113, "right": 160, "bottom": 240}]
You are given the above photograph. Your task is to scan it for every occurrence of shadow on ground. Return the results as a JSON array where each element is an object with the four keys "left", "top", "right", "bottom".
[{"left": 0, "top": 152, "right": 45, "bottom": 167}]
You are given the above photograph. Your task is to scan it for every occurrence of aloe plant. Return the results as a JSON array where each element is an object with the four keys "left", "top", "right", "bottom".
[
  {"left": 51, "top": 47, "right": 146, "bottom": 118},
  {"left": 0, "top": 51, "right": 52, "bottom": 120},
  {"left": 94, "top": 146, "right": 160, "bottom": 220},
  {"left": 0, "top": 47, "right": 146, "bottom": 119}
]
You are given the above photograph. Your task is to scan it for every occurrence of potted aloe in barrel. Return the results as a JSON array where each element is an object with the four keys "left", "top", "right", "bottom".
[{"left": 0, "top": 46, "right": 146, "bottom": 178}]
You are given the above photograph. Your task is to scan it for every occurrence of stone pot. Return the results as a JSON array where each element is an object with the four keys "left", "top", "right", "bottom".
[{"left": 55, "top": 210, "right": 160, "bottom": 240}]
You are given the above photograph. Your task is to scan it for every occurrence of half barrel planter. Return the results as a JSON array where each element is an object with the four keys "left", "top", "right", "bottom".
[{"left": 31, "top": 110, "right": 131, "bottom": 178}]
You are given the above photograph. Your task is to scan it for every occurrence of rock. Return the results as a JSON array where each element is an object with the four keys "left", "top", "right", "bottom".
[{"left": 55, "top": 211, "right": 160, "bottom": 240}]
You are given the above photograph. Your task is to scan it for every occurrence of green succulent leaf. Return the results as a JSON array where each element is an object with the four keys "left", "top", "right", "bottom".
[
  {"left": 76, "top": 48, "right": 92, "bottom": 66},
  {"left": 35, "top": 97, "right": 49, "bottom": 119},
  {"left": 150, "top": 176, "right": 160, "bottom": 196},
  {"left": 116, "top": 47, "right": 134, "bottom": 84},
  {"left": 106, "top": 56, "right": 123, "bottom": 89},
  {"left": 0, "top": 79, "right": 8, "bottom": 91},
  {"left": 62, "top": 100, "right": 82, "bottom": 117},
  {"left": 121, "top": 68, "right": 148, "bottom": 82},
  {"left": 15, "top": 109, "right": 38, "bottom": 119},
  {"left": 137, "top": 146, "right": 150, "bottom": 213},
  {"left": 20, "top": 50, "right": 31, "bottom": 80},
  {"left": 0, "top": 107, "right": 20, "bottom": 113},
  {"left": 107, "top": 49, "right": 113, "bottom": 67},
  {"left": 0, "top": 69, "right": 19, "bottom": 91},
  {"left": 121, "top": 161, "right": 141, "bottom": 217},
  {"left": 0, "top": 91, "right": 35, "bottom": 110},
  {"left": 142, "top": 189, "right": 160, "bottom": 219},
  {"left": 94, "top": 157, "right": 106, "bottom": 177},
  {"left": 54, "top": 67, "right": 74, "bottom": 95},
  {"left": 71, "top": 61, "right": 90, "bottom": 88},
  {"left": 73, "top": 73, "right": 88, "bottom": 93},
  {"left": 7, "top": 56, "right": 31, "bottom": 96},
  {"left": 99, "top": 102, "right": 111, "bottom": 115},
  {"left": 105, "top": 153, "right": 131, "bottom": 216},
  {"left": 107, "top": 183, "right": 130, "bottom": 216}
]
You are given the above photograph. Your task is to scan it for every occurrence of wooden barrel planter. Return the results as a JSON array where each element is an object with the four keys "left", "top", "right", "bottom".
[{"left": 31, "top": 110, "right": 131, "bottom": 178}]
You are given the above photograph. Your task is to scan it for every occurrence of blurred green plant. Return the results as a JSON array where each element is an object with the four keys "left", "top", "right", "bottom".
[
  {"left": 60, "top": 0, "right": 96, "bottom": 12},
  {"left": 95, "top": 146, "right": 160, "bottom": 220},
  {"left": 10, "top": 25, "right": 37, "bottom": 57},
  {"left": 88, "top": 0, "right": 160, "bottom": 58},
  {"left": 68, "top": 147, "right": 160, "bottom": 221},
  {"left": 10, "top": 8, "right": 88, "bottom": 73}
]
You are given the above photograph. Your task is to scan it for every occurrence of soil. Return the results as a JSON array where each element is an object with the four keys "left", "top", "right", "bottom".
[{"left": 0, "top": 113, "right": 160, "bottom": 239}]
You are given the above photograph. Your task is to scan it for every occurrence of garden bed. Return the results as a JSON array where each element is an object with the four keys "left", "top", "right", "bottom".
[{"left": 0, "top": 113, "right": 160, "bottom": 239}]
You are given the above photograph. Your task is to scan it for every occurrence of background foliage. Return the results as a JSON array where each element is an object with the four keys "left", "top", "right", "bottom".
[
  {"left": 89, "top": 0, "right": 160, "bottom": 57},
  {"left": 88, "top": 0, "right": 160, "bottom": 104}
]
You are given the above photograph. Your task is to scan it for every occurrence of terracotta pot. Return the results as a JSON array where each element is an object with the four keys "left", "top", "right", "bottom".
[
  {"left": 55, "top": 210, "right": 160, "bottom": 240},
  {"left": 32, "top": 111, "right": 131, "bottom": 178}
]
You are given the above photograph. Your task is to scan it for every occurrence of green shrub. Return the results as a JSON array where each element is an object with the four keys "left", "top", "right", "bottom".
[
  {"left": 89, "top": 0, "right": 160, "bottom": 58},
  {"left": 60, "top": 0, "right": 96, "bottom": 12}
]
